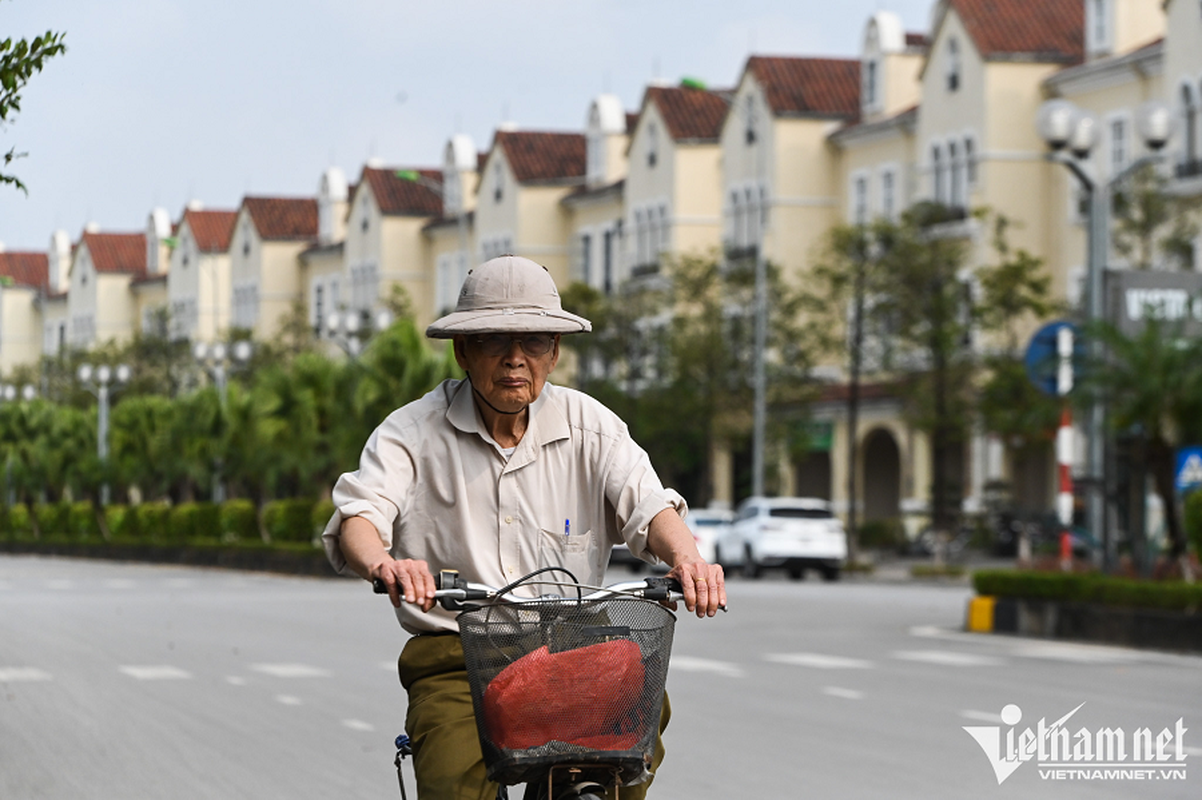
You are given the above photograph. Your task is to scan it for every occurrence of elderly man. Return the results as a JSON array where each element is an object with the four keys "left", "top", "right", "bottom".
[{"left": 323, "top": 255, "right": 724, "bottom": 800}]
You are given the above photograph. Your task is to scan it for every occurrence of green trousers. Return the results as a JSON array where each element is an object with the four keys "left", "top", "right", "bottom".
[{"left": 398, "top": 634, "right": 669, "bottom": 800}]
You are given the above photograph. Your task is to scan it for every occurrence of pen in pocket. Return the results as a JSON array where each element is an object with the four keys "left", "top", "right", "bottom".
[{"left": 564, "top": 519, "right": 570, "bottom": 538}]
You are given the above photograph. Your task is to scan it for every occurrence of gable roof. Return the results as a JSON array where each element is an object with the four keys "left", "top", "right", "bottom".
[
  {"left": 183, "top": 209, "right": 237, "bottom": 253},
  {"left": 0, "top": 251, "right": 49, "bottom": 290},
  {"left": 747, "top": 56, "right": 861, "bottom": 120},
  {"left": 242, "top": 197, "right": 319, "bottom": 241},
  {"left": 645, "top": 85, "right": 732, "bottom": 142},
  {"left": 943, "top": 0, "right": 1083, "bottom": 64},
  {"left": 81, "top": 232, "right": 146, "bottom": 275},
  {"left": 358, "top": 167, "right": 444, "bottom": 216},
  {"left": 494, "top": 130, "right": 586, "bottom": 185}
]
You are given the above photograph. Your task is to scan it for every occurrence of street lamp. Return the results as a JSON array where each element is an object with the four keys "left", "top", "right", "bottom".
[
  {"left": 1036, "top": 97, "right": 1172, "bottom": 571},
  {"left": 77, "top": 363, "right": 131, "bottom": 506},
  {"left": 324, "top": 308, "right": 393, "bottom": 358},
  {"left": 194, "top": 340, "right": 253, "bottom": 503}
]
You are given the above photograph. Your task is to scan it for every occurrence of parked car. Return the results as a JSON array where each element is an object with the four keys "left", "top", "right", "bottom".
[
  {"left": 684, "top": 507, "right": 733, "bottom": 564},
  {"left": 717, "top": 497, "right": 847, "bottom": 581}
]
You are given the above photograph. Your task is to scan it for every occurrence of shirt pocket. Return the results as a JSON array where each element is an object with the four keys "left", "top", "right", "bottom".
[{"left": 538, "top": 527, "right": 600, "bottom": 582}]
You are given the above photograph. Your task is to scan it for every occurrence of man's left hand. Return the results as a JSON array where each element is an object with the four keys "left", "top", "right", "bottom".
[{"left": 666, "top": 560, "right": 726, "bottom": 618}]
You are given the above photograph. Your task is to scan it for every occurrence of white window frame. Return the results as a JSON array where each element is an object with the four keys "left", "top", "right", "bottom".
[
  {"left": 1106, "top": 111, "right": 1131, "bottom": 178},
  {"left": 850, "top": 170, "right": 870, "bottom": 224},
  {"left": 878, "top": 164, "right": 898, "bottom": 220},
  {"left": 946, "top": 37, "right": 961, "bottom": 92}
]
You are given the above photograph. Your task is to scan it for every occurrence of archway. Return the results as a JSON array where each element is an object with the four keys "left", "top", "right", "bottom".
[
  {"left": 794, "top": 451, "right": 832, "bottom": 500},
  {"left": 861, "top": 428, "right": 901, "bottom": 521}
]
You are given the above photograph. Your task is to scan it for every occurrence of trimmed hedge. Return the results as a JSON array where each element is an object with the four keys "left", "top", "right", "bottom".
[
  {"left": 974, "top": 569, "right": 1202, "bottom": 612},
  {"left": 170, "top": 502, "right": 221, "bottom": 542},
  {"left": 35, "top": 502, "right": 70, "bottom": 538},
  {"left": 68, "top": 501, "right": 102, "bottom": 541},
  {"left": 263, "top": 498, "right": 317, "bottom": 544},
  {"left": 219, "top": 499, "right": 260, "bottom": 543}
]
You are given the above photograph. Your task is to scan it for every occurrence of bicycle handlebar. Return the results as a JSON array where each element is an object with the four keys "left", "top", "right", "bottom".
[{"left": 370, "top": 570, "right": 725, "bottom": 612}]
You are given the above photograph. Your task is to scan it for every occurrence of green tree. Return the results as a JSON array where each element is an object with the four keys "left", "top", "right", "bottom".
[
  {"left": 1, "top": 3, "right": 66, "bottom": 192},
  {"left": 1111, "top": 163, "right": 1200, "bottom": 271}
]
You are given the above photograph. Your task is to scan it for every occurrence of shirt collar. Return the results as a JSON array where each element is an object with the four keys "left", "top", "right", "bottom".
[{"left": 446, "top": 378, "right": 570, "bottom": 450}]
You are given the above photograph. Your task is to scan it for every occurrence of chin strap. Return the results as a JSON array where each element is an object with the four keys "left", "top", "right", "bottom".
[{"left": 467, "top": 375, "right": 526, "bottom": 416}]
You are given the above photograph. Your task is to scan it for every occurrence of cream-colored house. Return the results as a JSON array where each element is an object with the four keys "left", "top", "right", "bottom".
[
  {"left": 302, "top": 167, "right": 350, "bottom": 335},
  {"left": 342, "top": 163, "right": 443, "bottom": 331},
  {"left": 424, "top": 135, "right": 480, "bottom": 319},
  {"left": 229, "top": 197, "right": 318, "bottom": 339},
  {"left": 623, "top": 84, "right": 729, "bottom": 279},
  {"left": 66, "top": 230, "right": 147, "bottom": 349},
  {"left": 474, "top": 129, "right": 586, "bottom": 289},
  {"left": 38, "top": 231, "right": 71, "bottom": 357},
  {"left": 167, "top": 206, "right": 238, "bottom": 342},
  {"left": 0, "top": 250, "right": 49, "bottom": 374}
]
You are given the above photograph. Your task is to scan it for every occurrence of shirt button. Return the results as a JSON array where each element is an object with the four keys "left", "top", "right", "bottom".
[{"left": 504, "top": 516, "right": 513, "bottom": 524}]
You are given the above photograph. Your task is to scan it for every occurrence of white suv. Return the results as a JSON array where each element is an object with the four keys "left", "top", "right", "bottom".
[{"left": 717, "top": 497, "right": 847, "bottom": 581}]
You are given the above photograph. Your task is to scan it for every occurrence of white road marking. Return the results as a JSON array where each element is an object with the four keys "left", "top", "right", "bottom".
[
  {"left": 961, "top": 709, "right": 1005, "bottom": 724},
  {"left": 226, "top": 676, "right": 248, "bottom": 686},
  {"left": 275, "top": 695, "right": 303, "bottom": 706},
  {"left": 342, "top": 719, "right": 376, "bottom": 732},
  {"left": 1184, "top": 746, "right": 1202, "bottom": 757},
  {"left": 0, "top": 667, "right": 53, "bottom": 682},
  {"left": 103, "top": 579, "right": 136, "bottom": 590},
  {"left": 1010, "top": 641, "right": 1144, "bottom": 664},
  {"left": 119, "top": 665, "right": 193, "bottom": 680},
  {"left": 764, "top": 653, "right": 874, "bottom": 670},
  {"left": 670, "top": 656, "right": 745, "bottom": 678},
  {"left": 822, "top": 686, "right": 864, "bottom": 700},
  {"left": 892, "top": 650, "right": 1005, "bottom": 667},
  {"left": 250, "top": 663, "right": 331, "bottom": 678}
]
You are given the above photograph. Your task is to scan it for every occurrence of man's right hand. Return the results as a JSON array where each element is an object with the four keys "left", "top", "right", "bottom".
[{"left": 369, "top": 558, "right": 438, "bottom": 611}]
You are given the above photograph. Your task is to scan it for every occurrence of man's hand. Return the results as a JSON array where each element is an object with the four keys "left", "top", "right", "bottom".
[
  {"left": 370, "top": 558, "right": 438, "bottom": 612},
  {"left": 666, "top": 559, "right": 726, "bottom": 618}
]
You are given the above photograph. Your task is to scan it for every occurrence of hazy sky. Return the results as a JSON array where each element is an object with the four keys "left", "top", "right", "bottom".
[{"left": 1, "top": 0, "right": 934, "bottom": 251}]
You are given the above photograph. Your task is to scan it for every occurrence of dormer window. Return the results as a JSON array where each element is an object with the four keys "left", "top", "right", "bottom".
[
  {"left": 1087, "top": 0, "right": 1112, "bottom": 56},
  {"left": 946, "top": 38, "right": 960, "bottom": 92},
  {"left": 647, "top": 122, "right": 658, "bottom": 168},
  {"left": 744, "top": 95, "right": 757, "bottom": 145}
]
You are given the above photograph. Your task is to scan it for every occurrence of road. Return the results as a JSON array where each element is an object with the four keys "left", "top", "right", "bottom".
[{"left": 1, "top": 555, "right": 1198, "bottom": 799}]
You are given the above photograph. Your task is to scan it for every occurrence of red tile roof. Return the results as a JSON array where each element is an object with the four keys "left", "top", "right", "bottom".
[
  {"left": 646, "top": 85, "right": 731, "bottom": 142},
  {"left": 81, "top": 232, "right": 146, "bottom": 275},
  {"left": 948, "top": 0, "right": 1082, "bottom": 63},
  {"left": 183, "top": 209, "right": 237, "bottom": 252},
  {"left": 906, "top": 32, "right": 930, "bottom": 49},
  {"left": 243, "top": 197, "right": 318, "bottom": 241},
  {"left": 0, "top": 251, "right": 49, "bottom": 290},
  {"left": 748, "top": 56, "right": 861, "bottom": 120},
  {"left": 359, "top": 167, "right": 444, "bottom": 216},
  {"left": 495, "top": 130, "right": 586, "bottom": 184}
]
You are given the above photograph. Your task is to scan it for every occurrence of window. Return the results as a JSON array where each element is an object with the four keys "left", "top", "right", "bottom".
[
  {"left": 863, "top": 60, "right": 878, "bottom": 108},
  {"left": 579, "top": 233, "right": 592, "bottom": 285},
  {"left": 964, "top": 137, "right": 977, "bottom": 185},
  {"left": 602, "top": 230, "right": 614, "bottom": 295},
  {"left": 949, "top": 141, "right": 963, "bottom": 208},
  {"left": 931, "top": 144, "right": 945, "bottom": 202},
  {"left": 635, "top": 209, "right": 647, "bottom": 265},
  {"left": 1087, "top": 0, "right": 1111, "bottom": 55},
  {"left": 647, "top": 122, "right": 658, "bottom": 168},
  {"left": 744, "top": 94, "right": 757, "bottom": 145},
  {"left": 881, "top": 170, "right": 896, "bottom": 220},
  {"left": 493, "top": 162, "right": 504, "bottom": 203},
  {"left": 946, "top": 38, "right": 960, "bottom": 92},
  {"left": 853, "top": 175, "right": 868, "bottom": 224},
  {"left": 1182, "top": 84, "right": 1199, "bottom": 170},
  {"left": 313, "top": 285, "right": 324, "bottom": 331}
]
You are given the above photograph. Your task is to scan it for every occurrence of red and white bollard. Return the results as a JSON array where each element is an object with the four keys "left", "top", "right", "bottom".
[{"left": 1056, "top": 326, "right": 1074, "bottom": 572}]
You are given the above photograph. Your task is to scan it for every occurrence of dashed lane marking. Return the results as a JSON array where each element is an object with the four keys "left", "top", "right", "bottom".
[
  {"left": 822, "top": 686, "right": 864, "bottom": 700},
  {"left": 103, "top": 579, "right": 136, "bottom": 590},
  {"left": 119, "top": 665, "right": 193, "bottom": 680},
  {"left": 892, "top": 650, "right": 1005, "bottom": 667},
  {"left": 250, "top": 663, "right": 332, "bottom": 678},
  {"left": 764, "top": 653, "right": 875, "bottom": 670},
  {"left": 226, "top": 676, "right": 248, "bottom": 686},
  {"left": 0, "top": 667, "right": 53, "bottom": 682},
  {"left": 670, "top": 656, "right": 745, "bottom": 678},
  {"left": 275, "top": 695, "right": 303, "bottom": 706},
  {"left": 342, "top": 719, "right": 376, "bottom": 732}
]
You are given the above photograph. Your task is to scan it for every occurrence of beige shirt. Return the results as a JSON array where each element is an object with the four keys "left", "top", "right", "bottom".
[{"left": 322, "top": 378, "right": 686, "bottom": 633}]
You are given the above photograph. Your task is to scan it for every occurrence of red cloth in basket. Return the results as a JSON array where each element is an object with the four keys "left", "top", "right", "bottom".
[{"left": 483, "top": 639, "right": 646, "bottom": 751}]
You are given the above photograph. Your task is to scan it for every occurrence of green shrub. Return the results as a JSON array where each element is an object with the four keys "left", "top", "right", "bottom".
[
  {"left": 133, "top": 502, "right": 173, "bottom": 543},
  {"left": 220, "top": 499, "right": 260, "bottom": 543},
  {"left": 34, "top": 502, "right": 71, "bottom": 539},
  {"left": 68, "top": 501, "right": 101, "bottom": 540},
  {"left": 311, "top": 500, "right": 335, "bottom": 540},
  {"left": 105, "top": 504, "right": 136, "bottom": 540},
  {"left": 1185, "top": 490, "right": 1202, "bottom": 560},
  {"left": 8, "top": 503, "right": 33, "bottom": 538},
  {"left": 858, "top": 518, "right": 905, "bottom": 552},
  {"left": 262, "top": 498, "right": 317, "bottom": 544},
  {"left": 973, "top": 569, "right": 1202, "bottom": 612},
  {"left": 170, "top": 502, "right": 221, "bottom": 543}
]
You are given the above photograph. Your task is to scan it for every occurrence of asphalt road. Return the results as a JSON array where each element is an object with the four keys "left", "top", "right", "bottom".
[{"left": 1, "top": 555, "right": 1198, "bottom": 799}]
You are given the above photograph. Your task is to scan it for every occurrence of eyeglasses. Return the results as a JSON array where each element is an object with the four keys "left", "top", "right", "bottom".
[{"left": 473, "top": 333, "right": 555, "bottom": 357}]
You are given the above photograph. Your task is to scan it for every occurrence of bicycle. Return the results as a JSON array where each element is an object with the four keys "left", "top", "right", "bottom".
[{"left": 374, "top": 568, "right": 718, "bottom": 800}]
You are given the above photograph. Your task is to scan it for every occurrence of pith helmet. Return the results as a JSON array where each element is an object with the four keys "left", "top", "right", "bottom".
[{"left": 425, "top": 255, "right": 592, "bottom": 338}]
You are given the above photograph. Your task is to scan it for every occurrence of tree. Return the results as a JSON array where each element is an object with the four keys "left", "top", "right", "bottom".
[
  {"left": 1, "top": 3, "right": 67, "bottom": 192},
  {"left": 1111, "top": 163, "right": 1200, "bottom": 271}
]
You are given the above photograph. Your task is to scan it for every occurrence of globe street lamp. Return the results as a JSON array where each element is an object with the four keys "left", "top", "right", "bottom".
[
  {"left": 77, "top": 363, "right": 131, "bottom": 505},
  {"left": 194, "top": 340, "right": 253, "bottom": 504},
  {"left": 324, "top": 308, "right": 393, "bottom": 358},
  {"left": 1036, "top": 97, "right": 1172, "bottom": 571}
]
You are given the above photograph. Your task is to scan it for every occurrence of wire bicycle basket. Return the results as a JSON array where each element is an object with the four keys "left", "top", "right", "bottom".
[{"left": 458, "top": 593, "right": 675, "bottom": 787}]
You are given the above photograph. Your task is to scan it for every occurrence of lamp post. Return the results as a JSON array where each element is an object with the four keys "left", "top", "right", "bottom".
[
  {"left": 0, "top": 383, "right": 37, "bottom": 506},
  {"left": 324, "top": 308, "right": 393, "bottom": 358},
  {"left": 1036, "top": 98, "right": 1172, "bottom": 572},
  {"left": 77, "top": 363, "right": 131, "bottom": 506},
  {"left": 194, "top": 340, "right": 253, "bottom": 503}
]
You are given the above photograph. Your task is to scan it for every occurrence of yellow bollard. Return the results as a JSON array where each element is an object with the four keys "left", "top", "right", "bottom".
[{"left": 966, "top": 596, "right": 997, "bottom": 633}]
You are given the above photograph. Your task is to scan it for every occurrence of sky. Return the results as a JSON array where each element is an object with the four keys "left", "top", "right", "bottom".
[{"left": 1, "top": 0, "right": 935, "bottom": 251}]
